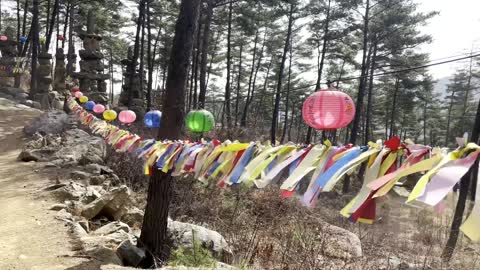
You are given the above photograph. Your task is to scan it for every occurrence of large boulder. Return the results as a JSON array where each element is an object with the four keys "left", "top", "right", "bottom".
[
  {"left": 23, "top": 110, "right": 69, "bottom": 136},
  {"left": 54, "top": 128, "right": 105, "bottom": 164},
  {"left": 81, "top": 185, "right": 132, "bottom": 220},
  {"left": 116, "top": 240, "right": 146, "bottom": 267},
  {"left": 321, "top": 224, "right": 362, "bottom": 259},
  {"left": 94, "top": 221, "right": 131, "bottom": 235},
  {"left": 168, "top": 220, "right": 232, "bottom": 261}
]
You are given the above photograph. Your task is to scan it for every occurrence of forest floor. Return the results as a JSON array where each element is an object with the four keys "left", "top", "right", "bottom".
[{"left": 0, "top": 101, "right": 97, "bottom": 270}]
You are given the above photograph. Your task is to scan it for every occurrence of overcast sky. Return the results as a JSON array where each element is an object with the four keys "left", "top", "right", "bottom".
[{"left": 416, "top": 0, "right": 480, "bottom": 79}]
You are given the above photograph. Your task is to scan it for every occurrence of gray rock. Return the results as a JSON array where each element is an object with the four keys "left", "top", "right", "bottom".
[
  {"left": 49, "top": 203, "right": 67, "bottom": 211},
  {"left": 71, "top": 170, "right": 91, "bottom": 180},
  {"left": 53, "top": 128, "right": 105, "bottom": 164},
  {"left": 94, "top": 221, "right": 131, "bottom": 235},
  {"left": 168, "top": 220, "right": 232, "bottom": 261},
  {"left": 87, "top": 246, "right": 123, "bottom": 265},
  {"left": 15, "top": 92, "right": 29, "bottom": 101},
  {"left": 321, "top": 224, "right": 362, "bottom": 259},
  {"left": 50, "top": 182, "right": 86, "bottom": 201},
  {"left": 69, "top": 221, "right": 88, "bottom": 238},
  {"left": 15, "top": 103, "right": 30, "bottom": 109},
  {"left": 90, "top": 175, "right": 107, "bottom": 185},
  {"left": 22, "top": 99, "right": 34, "bottom": 107},
  {"left": 23, "top": 110, "right": 69, "bottom": 136},
  {"left": 32, "top": 101, "right": 42, "bottom": 109},
  {"left": 55, "top": 209, "right": 72, "bottom": 221},
  {"left": 81, "top": 185, "right": 132, "bottom": 220},
  {"left": 17, "top": 148, "right": 55, "bottom": 162},
  {"left": 78, "top": 219, "right": 90, "bottom": 233},
  {"left": 121, "top": 208, "right": 144, "bottom": 228},
  {"left": 81, "top": 186, "right": 104, "bottom": 204},
  {"left": 388, "top": 256, "right": 430, "bottom": 270},
  {"left": 85, "top": 163, "right": 113, "bottom": 175},
  {"left": 116, "top": 240, "right": 146, "bottom": 267}
]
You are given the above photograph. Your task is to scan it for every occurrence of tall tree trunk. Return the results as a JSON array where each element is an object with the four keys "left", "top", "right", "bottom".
[
  {"left": 234, "top": 42, "right": 243, "bottom": 126},
  {"left": 62, "top": 3, "right": 70, "bottom": 49},
  {"left": 224, "top": 1, "right": 233, "bottom": 133},
  {"left": 22, "top": 0, "right": 28, "bottom": 37},
  {"left": 364, "top": 41, "right": 377, "bottom": 145},
  {"left": 349, "top": 0, "right": 370, "bottom": 145},
  {"left": 389, "top": 77, "right": 400, "bottom": 138},
  {"left": 252, "top": 57, "right": 272, "bottom": 128},
  {"left": 445, "top": 87, "right": 456, "bottom": 146},
  {"left": 205, "top": 29, "right": 220, "bottom": 90},
  {"left": 128, "top": 0, "right": 146, "bottom": 107},
  {"left": 30, "top": 0, "right": 40, "bottom": 99},
  {"left": 146, "top": 0, "right": 153, "bottom": 110},
  {"left": 46, "top": 0, "right": 60, "bottom": 52},
  {"left": 241, "top": 29, "right": 259, "bottom": 124},
  {"left": 241, "top": 29, "right": 266, "bottom": 127},
  {"left": 140, "top": 13, "right": 146, "bottom": 107},
  {"left": 192, "top": 15, "right": 202, "bottom": 109},
  {"left": 46, "top": 0, "right": 51, "bottom": 35},
  {"left": 16, "top": 0, "right": 21, "bottom": 52},
  {"left": 280, "top": 38, "right": 293, "bottom": 144},
  {"left": 461, "top": 55, "right": 474, "bottom": 134},
  {"left": 271, "top": 4, "right": 294, "bottom": 144},
  {"left": 423, "top": 98, "right": 427, "bottom": 145},
  {"left": 198, "top": 1, "right": 213, "bottom": 109},
  {"left": 306, "top": 0, "right": 331, "bottom": 144},
  {"left": 139, "top": 0, "right": 200, "bottom": 265},
  {"left": 109, "top": 47, "right": 114, "bottom": 103},
  {"left": 66, "top": 4, "right": 75, "bottom": 76},
  {"left": 287, "top": 101, "right": 295, "bottom": 141}
]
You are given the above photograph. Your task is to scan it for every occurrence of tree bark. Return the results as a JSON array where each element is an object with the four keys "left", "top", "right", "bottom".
[
  {"left": 30, "top": 0, "right": 40, "bottom": 99},
  {"left": 62, "top": 3, "right": 70, "bottom": 49},
  {"left": 234, "top": 42, "right": 243, "bottom": 126},
  {"left": 389, "top": 77, "right": 400, "bottom": 138},
  {"left": 146, "top": 0, "right": 153, "bottom": 110},
  {"left": 139, "top": 0, "right": 200, "bottom": 265},
  {"left": 445, "top": 86, "right": 456, "bottom": 146},
  {"left": 280, "top": 38, "right": 293, "bottom": 144},
  {"left": 241, "top": 30, "right": 266, "bottom": 127},
  {"left": 45, "top": 0, "right": 59, "bottom": 51},
  {"left": 271, "top": 4, "right": 294, "bottom": 145},
  {"left": 224, "top": 1, "right": 233, "bottom": 133},
  {"left": 198, "top": 1, "right": 213, "bottom": 109},
  {"left": 192, "top": 14, "right": 202, "bottom": 109},
  {"left": 66, "top": 4, "right": 75, "bottom": 76},
  {"left": 349, "top": 0, "right": 370, "bottom": 145},
  {"left": 140, "top": 12, "right": 146, "bottom": 107},
  {"left": 364, "top": 41, "right": 377, "bottom": 145},
  {"left": 128, "top": 0, "right": 146, "bottom": 107}
]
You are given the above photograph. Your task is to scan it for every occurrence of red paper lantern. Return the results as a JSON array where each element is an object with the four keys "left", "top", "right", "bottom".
[
  {"left": 302, "top": 88, "right": 356, "bottom": 130},
  {"left": 71, "top": 86, "right": 80, "bottom": 93},
  {"left": 57, "top": 35, "right": 65, "bottom": 41}
]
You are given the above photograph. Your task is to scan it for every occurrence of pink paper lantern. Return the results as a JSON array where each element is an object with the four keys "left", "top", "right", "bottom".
[
  {"left": 71, "top": 86, "right": 80, "bottom": 93},
  {"left": 0, "top": 36, "right": 7, "bottom": 42},
  {"left": 118, "top": 110, "right": 136, "bottom": 124},
  {"left": 93, "top": 104, "right": 105, "bottom": 114},
  {"left": 302, "top": 88, "right": 356, "bottom": 130},
  {"left": 74, "top": 91, "right": 83, "bottom": 98}
]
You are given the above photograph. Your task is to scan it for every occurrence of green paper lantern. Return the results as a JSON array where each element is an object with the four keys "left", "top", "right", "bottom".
[{"left": 185, "top": 110, "right": 215, "bottom": 133}]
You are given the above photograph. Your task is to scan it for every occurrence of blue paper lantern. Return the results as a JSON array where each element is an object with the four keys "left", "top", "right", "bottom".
[
  {"left": 85, "top": 101, "right": 96, "bottom": 111},
  {"left": 144, "top": 110, "right": 162, "bottom": 128},
  {"left": 19, "top": 36, "right": 27, "bottom": 43}
]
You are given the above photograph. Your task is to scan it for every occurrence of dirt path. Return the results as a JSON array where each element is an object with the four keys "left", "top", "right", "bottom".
[{"left": 0, "top": 101, "right": 93, "bottom": 270}]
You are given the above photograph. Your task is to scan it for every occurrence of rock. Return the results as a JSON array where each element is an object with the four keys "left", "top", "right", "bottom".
[
  {"left": 32, "top": 101, "right": 42, "bottom": 109},
  {"left": 116, "top": 240, "right": 146, "bottom": 267},
  {"left": 81, "top": 186, "right": 104, "bottom": 204},
  {"left": 49, "top": 203, "right": 67, "bottom": 211},
  {"left": 22, "top": 99, "right": 33, "bottom": 107},
  {"left": 23, "top": 110, "right": 69, "bottom": 136},
  {"left": 85, "top": 163, "right": 113, "bottom": 175},
  {"left": 87, "top": 246, "right": 123, "bottom": 265},
  {"left": 55, "top": 209, "right": 72, "bottom": 221},
  {"left": 17, "top": 148, "right": 55, "bottom": 162},
  {"left": 43, "top": 183, "right": 67, "bottom": 191},
  {"left": 70, "top": 221, "right": 88, "bottom": 238},
  {"left": 50, "top": 182, "right": 86, "bottom": 201},
  {"left": 15, "top": 92, "right": 29, "bottom": 101},
  {"left": 78, "top": 219, "right": 90, "bottom": 233},
  {"left": 54, "top": 128, "right": 105, "bottom": 164},
  {"left": 121, "top": 208, "right": 144, "bottom": 228},
  {"left": 168, "top": 220, "right": 232, "bottom": 261},
  {"left": 81, "top": 185, "right": 132, "bottom": 220},
  {"left": 94, "top": 221, "right": 131, "bottom": 235},
  {"left": 160, "top": 263, "right": 236, "bottom": 270},
  {"left": 71, "top": 170, "right": 92, "bottom": 180},
  {"left": 321, "top": 224, "right": 362, "bottom": 259},
  {"left": 79, "top": 153, "right": 105, "bottom": 165},
  {"left": 15, "top": 103, "right": 30, "bottom": 109},
  {"left": 90, "top": 175, "right": 107, "bottom": 185},
  {"left": 388, "top": 256, "right": 430, "bottom": 270}
]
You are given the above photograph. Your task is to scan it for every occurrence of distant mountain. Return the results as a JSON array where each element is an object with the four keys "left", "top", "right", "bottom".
[{"left": 434, "top": 76, "right": 451, "bottom": 98}]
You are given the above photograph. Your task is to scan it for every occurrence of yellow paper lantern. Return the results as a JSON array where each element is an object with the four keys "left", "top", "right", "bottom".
[
  {"left": 79, "top": 96, "right": 88, "bottom": 103},
  {"left": 103, "top": 109, "right": 117, "bottom": 121}
]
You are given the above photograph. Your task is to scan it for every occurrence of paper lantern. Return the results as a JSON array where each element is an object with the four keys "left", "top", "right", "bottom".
[
  {"left": 57, "top": 35, "right": 64, "bottom": 41},
  {"left": 79, "top": 96, "right": 88, "bottom": 103},
  {"left": 19, "top": 36, "right": 27, "bottom": 43},
  {"left": 144, "top": 110, "right": 162, "bottom": 128},
  {"left": 74, "top": 91, "right": 83, "bottom": 98},
  {"left": 93, "top": 104, "right": 105, "bottom": 114},
  {"left": 71, "top": 86, "right": 80, "bottom": 93},
  {"left": 85, "top": 101, "right": 95, "bottom": 111},
  {"left": 302, "top": 88, "right": 356, "bottom": 130},
  {"left": 103, "top": 110, "right": 117, "bottom": 121},
  {"left": 0, "top": 36, "right": 7, "bottom": 42},
  {"left": 185, "top": 110, "right": 215, "bottom": 133},
  {"left": 119, "top": 110, "right": 136, "bottom": 125},
  {"left": 39, "top": 37, "right": 46, "bottom": 44}
]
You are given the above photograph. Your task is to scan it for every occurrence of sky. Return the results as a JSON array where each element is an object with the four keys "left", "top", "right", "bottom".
[{"left": 415, "top": 0, "right": 480, "bottom": 79}]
